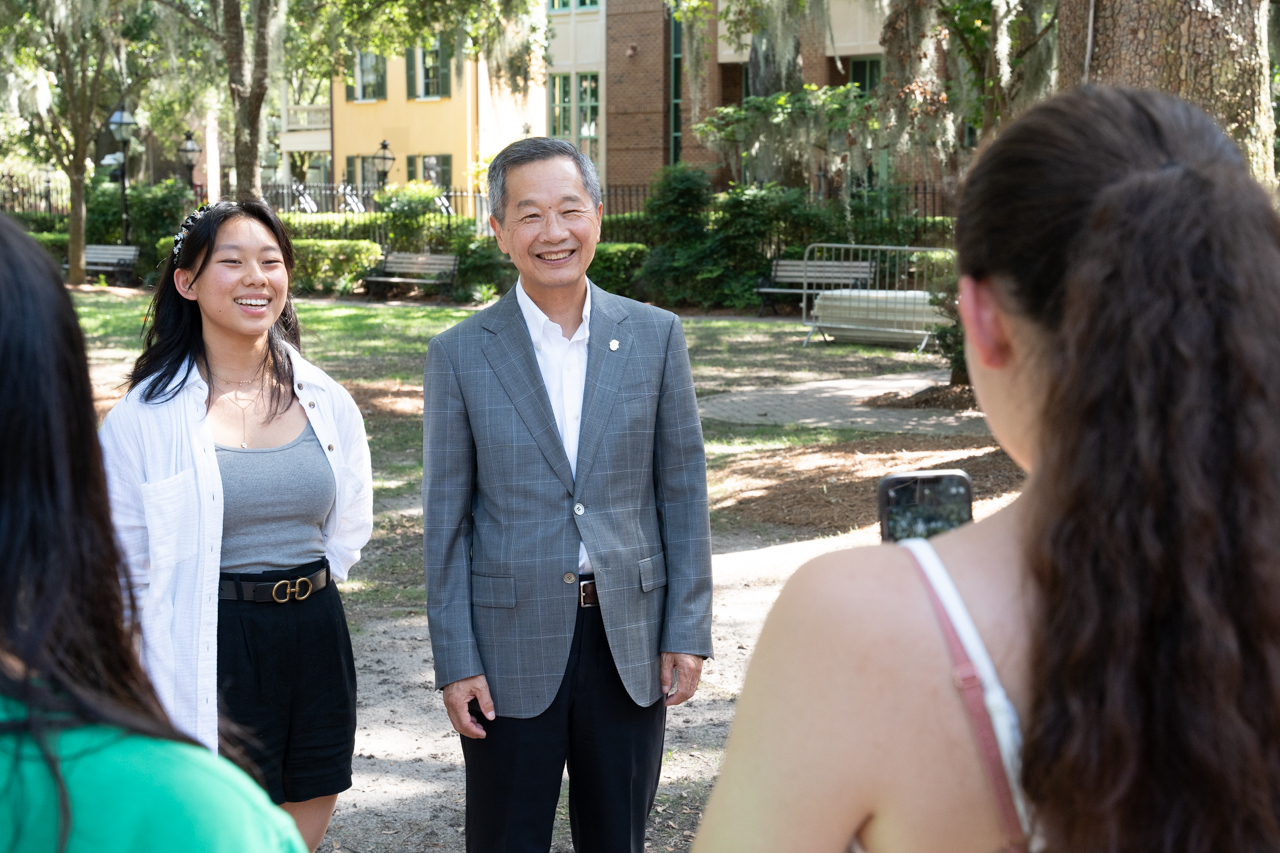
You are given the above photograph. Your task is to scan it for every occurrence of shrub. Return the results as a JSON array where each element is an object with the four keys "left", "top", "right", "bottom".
[
  {"left": 291, "top": 240, "right": 383, "bottom": 295},
  {"left": 87, "top": 176, "right": 195, "bottom": 283},
  {"left": 6, "top": 211, "right": 68, "bottom": 233},
  {"left": 280, "top": 212, "right": 388, "bottom": 242},
  {"left": 450, "top": 232, "right": 514, "bottom": 297},
  {"left": 32, "top": 232, "right": 70, "bottom": 266},
  {"left": 588, "top": 243, "right": 649, "bottom": 298},
  {"left": 637, "top": 164, "right": 714, "bottom": 305}
]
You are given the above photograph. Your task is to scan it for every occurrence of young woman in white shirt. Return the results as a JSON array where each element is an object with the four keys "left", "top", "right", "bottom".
[{"left": 99, "top": 199, "right": 373, "bottom": 852}]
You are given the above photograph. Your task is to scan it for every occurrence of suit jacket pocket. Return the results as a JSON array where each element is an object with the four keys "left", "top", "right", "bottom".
[
  {"left": 471, "top": 573, "right": 516, "bottom": 608},
  {"left": 639, "top": 553, "right": 667, "bottom": 592}
]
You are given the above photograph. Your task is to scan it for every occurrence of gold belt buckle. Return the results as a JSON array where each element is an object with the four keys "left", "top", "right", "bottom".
[{"left": 272, "top": 576, "right": 314, "bottom": 603}]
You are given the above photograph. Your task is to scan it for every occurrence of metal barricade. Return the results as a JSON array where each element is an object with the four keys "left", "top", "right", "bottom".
[{"left": 801, "top": 243, "right": 957, "bottom": 349}]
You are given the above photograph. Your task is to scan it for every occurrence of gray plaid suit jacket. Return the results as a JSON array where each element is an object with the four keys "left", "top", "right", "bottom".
[{"left": 423, "top": 283, "right": 713, "bottom": 718}]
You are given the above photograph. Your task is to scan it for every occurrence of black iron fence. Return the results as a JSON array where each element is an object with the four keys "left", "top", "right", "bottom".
[{"left": 1, "top": 173, "right": 70, "bottom": 215}]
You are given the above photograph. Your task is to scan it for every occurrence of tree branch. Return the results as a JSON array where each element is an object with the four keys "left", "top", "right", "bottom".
[
  {"left": 152, "top": 0, "right": 224, "bottom": 44},
  {"left": 1015, "top": 7, "right": 1058, "bottom": 60},
  {"left": 935, "top": 2, "right": 985, "bottom": 78}
]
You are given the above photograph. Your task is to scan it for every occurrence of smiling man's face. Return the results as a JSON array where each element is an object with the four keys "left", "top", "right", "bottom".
[{"left": 491, "top": 156, "right": 602, "bottom": 297}]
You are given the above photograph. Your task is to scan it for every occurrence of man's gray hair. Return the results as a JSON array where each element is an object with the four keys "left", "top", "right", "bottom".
[{"left": 487, "top": 138, "right": 602, "bottom": 225}]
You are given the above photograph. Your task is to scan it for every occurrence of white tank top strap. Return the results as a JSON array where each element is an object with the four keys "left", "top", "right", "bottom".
[{"left": 899, "top": 537, "right": 1034, "bottom": 839}]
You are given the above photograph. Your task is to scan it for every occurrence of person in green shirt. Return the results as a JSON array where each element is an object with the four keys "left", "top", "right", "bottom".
[{"left": 0, "top": 214, "right": 307, "bottom": 853}]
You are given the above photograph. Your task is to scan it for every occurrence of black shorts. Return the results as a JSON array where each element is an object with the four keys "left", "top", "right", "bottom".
[{"left": 218, "top": 559, "right": 357, "bottom": 804}]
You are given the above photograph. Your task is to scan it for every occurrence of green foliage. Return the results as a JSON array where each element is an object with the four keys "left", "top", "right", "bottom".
[
  {"left": 86, "top": 176, "right": 194, "bottom": 282},
  {"left": 281, "top": 212, "right": 387, "bottom": 242},
  {"left": 638, "top": 164, "right": 714, "bottom": 305},
  {"left": 5, "top": 211, "right": 68, "bottom": 233},
  {"left": 291, "top": 239, "right": 383, "bottom": 295},
  {"left": 31, "top": 232, "right": 70, "bottom": 266},
  {"left": 600, "top": 213, "right": 654, "bottom": 245},
  {"left": 587, "top": 243, "right": 649, "bottom": 298},
  {"left": 926, "top": 271, "right": 967, "bottom": 385},
  {"left": 373, "top": 182, "right": 457, "bottom": 251},
  {"left": 450, "top": 232, "right": 513, "bottom": 295}
]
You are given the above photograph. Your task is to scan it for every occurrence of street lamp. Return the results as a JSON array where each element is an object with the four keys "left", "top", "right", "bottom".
[
  {"left": 108, "top": 105, "right": 138, "bottom": 245},
  {"left": 177, "top": 131, "right": 202, "bottom": 190},
  {"left": 372, "top": 140, "right": 395, "bottom": 188}
]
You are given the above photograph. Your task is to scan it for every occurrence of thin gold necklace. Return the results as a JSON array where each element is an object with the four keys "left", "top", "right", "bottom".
[{"left": 213, "top": 372, "right": 265, "bottom": 449}]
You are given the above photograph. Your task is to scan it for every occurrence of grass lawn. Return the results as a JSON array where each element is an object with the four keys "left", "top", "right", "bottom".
[{"left": 73, "top": 291, "right": 940, "bottom": 611}]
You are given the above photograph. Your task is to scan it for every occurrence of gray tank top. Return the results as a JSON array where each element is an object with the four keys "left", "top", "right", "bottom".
[{"left": 215, "top": 420, "right": 337, "bottom": 573}]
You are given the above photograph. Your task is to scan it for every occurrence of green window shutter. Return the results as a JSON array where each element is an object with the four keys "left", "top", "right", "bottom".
[
  {"left": 345, "top": 54, "right": 355, "bottom": 101},
  {"left": 441, "top": 154, "right": 452, "bottom": 189},
  {"left": 345, "top": 156, "right": 356, "bottom": 184},
  {"left": 407, "top": 155, "right": 417, "bottom": 181},
  {"left": 374, "top": 55, "right": 387, "bottom": 100},
  {"left": 405, "top": 47, "right": 416, "bottom": 99},
  {"left": 439, "top": 39, "right": 452, "bottom": 98}
]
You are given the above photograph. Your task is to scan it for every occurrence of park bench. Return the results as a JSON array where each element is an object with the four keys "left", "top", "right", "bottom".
[
  {"left": 363, "top": 252, "right": 459, "bottom": 302},
  {"left": 756, "top": 258, "right": 876, "bottom": 317},
  {"left": 66, "top": 244, "right": 140, "bottom": 285}
]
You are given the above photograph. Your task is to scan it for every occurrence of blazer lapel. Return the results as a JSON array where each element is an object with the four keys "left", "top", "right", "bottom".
[
  {"left": 573, "top": 285, "right": 631, "bottom": 496},
  {"left": 481, "top": 292, "right": 576, "bottom": 494}
]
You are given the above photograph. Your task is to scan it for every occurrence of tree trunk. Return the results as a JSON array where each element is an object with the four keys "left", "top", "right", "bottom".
[
  {"left": 67, "top": 164, "right": 87, "bottom": 285},
  {"left": 1058, "top": 0, "right": 1275, "bottom": 185},
  {"left": 223, "top": 0, "right": 276, "bottom": 199}
]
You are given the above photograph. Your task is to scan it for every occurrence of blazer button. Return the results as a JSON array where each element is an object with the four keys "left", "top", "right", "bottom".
[
  {"left": 573, "top": 503, "right": 585, "bottom": 516},
  {"left": 563, "top": 572, "right": 576, "bottom": 584}
]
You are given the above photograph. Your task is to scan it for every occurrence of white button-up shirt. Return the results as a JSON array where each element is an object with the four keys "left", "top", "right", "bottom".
[
  {"left": 98, "top": 345, "right": 373, "bottom": 751},
  {"left": 515, "top": 280, "right": 593, "bottom": 576}
]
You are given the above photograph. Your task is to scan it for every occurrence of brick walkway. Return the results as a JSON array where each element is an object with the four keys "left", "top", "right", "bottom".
[{"left": 698, "top": 369, "right": 991, "bottom": 436}]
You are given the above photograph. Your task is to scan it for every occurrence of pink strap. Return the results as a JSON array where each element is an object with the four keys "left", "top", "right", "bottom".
[{"left": 904, "top": 549, "right": 1028, "bottom": 852}]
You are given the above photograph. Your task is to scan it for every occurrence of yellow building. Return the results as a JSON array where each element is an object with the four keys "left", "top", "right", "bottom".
[{"left": 329, "top": 42, "right": 547, "bottom": 192}]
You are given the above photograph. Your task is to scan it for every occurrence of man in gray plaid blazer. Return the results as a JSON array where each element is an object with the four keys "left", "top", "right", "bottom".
[{"left": 423, "top": 138, "right": 713, "bottom": 853}]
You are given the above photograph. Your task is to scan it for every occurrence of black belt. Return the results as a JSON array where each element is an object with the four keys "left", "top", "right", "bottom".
[{"left": 219, "top": 559, "right": 329, "bottom": 603}]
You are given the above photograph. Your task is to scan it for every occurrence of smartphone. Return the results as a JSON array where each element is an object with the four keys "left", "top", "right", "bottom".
[{"left": 878, "top": 469, "right": 973, "bottom": 542}]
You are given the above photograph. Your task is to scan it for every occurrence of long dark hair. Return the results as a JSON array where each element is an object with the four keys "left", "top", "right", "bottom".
[
  {"left": 129, "top": 198, "right": 301, "bottom": 416},
  {"left": 957, "top": 87, "right": 1280, "bottom": 850},
  {"left": 0, "top": 215, "right": 193, "bottom": 850}
]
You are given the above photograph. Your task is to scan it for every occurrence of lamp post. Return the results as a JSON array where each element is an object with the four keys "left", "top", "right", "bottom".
[
  {"left": 177, "top": 131, "right": 202, "bottom": 191},
  {"left": 41, "top": 163, "right": 54, "bottom": 214},
  {"left": 372, "top": 140, "right": 395, "bottom": 188},
  {"left": 108, "top": 106, "right": 138, "bottom": 245}
]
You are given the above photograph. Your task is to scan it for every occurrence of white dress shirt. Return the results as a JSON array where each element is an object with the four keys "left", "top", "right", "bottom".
[
  {"left": 98, "top": 345, "right": 374, "bottom": 751},
  {"left": 515, "top": 280, "right": 593, "bottom": 576}
]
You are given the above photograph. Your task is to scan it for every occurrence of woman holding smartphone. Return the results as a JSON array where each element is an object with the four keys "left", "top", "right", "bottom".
[
  {"left": 694, "top": 87, "right": 1280, "bottom": 853},
  {"left": 100, "top": 199, "right": 372, "bottom": 852}
]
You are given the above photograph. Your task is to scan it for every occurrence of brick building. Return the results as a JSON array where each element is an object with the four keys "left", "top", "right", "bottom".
[{"left": 548, "top": 0, "right": 887, "bottom": 187}]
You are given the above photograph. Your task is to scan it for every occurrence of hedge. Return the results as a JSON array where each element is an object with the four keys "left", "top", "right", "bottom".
[
  {"left": 280, "top": 212, "right": 387, "bottom": 242},
  {"left": 154, "top": 236, "right": 382, "bottom": 296},
  {"left": 588, "top": 243, "right": 649, "bottom": 298},
  {"left": 291, "top": 240, "right": 383, "bottom": 295},
  {"left": 7, "top": 211, "right": 68, "bottom": 234},
  {"left": 32, "top": 232, "right": 70, "bottom": 266}
]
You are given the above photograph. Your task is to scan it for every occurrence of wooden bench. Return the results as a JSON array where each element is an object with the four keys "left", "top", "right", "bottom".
[
  {"left": 66, "top": 244, "right": 140, "bottom": 285},
  {"left": 363, "top": 252, "right": 459, "bottom": 302},
  {"left": 756, "top": 258, "right": 875, "bottom": 316}
]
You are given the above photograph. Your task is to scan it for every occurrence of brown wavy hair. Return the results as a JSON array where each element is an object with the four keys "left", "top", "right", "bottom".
[{"left": 957, "top": 87, "right": 1280, "bottom": 851}]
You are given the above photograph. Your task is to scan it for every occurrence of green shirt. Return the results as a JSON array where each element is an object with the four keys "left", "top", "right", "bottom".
[{"left": 0, "top": 697, "right": 307, "bottom": 853}]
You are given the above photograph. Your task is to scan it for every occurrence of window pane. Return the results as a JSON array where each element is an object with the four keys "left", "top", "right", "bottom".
[
  {"left": 550, "top": 74, "right": 573, "bottom": 137},
  {"left": 359, "top": 52, "right": 382, "bottom": 100},
  {"left": 422, "top": 155, "right": 450, "bottom": 188},
  {"left": 359, "top": 156, "right": 378, "bottom": 187},
  {"left": 577, "top": 73, "right": 599, "bottom": 142},
  {"left": 578, "top": 0, "right": 598, "bottom": 7},
  {"left": 550, "top": 0, "right": 570, "bottom": 8},
  {"left": 422, "top": 39, "right": 441, "bottom": 97}
]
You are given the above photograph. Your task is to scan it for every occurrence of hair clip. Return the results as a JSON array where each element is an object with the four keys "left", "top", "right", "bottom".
[{"left": 171, "top": 203, "right": 213, "bottom": 259}]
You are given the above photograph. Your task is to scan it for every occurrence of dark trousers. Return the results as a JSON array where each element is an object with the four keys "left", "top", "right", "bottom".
[{"left": 462, "top": 605, "right": 667, "bottom": 853}]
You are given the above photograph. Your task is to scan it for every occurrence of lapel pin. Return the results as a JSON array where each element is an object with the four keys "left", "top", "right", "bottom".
[{"left": 609, "top": 339, "right": 619, "bottom": 351}]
